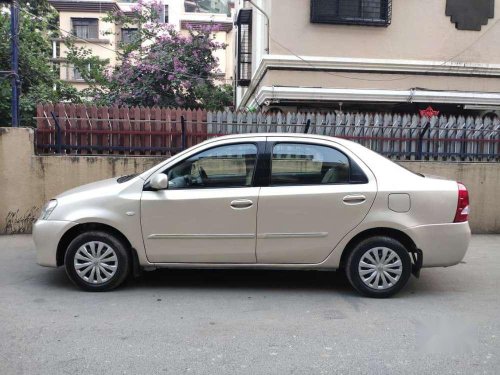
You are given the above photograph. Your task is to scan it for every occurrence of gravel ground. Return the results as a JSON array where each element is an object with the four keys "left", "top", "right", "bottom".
[{"left": 0, "top": 234, "right": 499, "bottom": 375}]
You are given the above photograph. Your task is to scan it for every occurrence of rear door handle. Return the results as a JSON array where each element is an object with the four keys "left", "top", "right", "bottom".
[
  {"left": 343, "top": 195, "right": 366, "bottom": 204},
  {"left": 230, "top": 199, "right": 253, "bottom": 209}
]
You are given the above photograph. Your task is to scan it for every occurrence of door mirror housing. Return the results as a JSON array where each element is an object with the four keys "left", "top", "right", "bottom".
[{"left": 150, "top": 174, "right": 169, "bottom": 190}]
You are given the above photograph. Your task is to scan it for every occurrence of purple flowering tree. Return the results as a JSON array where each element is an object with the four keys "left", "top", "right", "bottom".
[{"left": 66, "top": 0, "right": 233, "bottom": 109}]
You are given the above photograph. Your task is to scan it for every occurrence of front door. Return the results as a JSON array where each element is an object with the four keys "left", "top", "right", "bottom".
[
  {"left": 141, "top": 141, "right": 262, "bottom": 263},
  {"left": 256, "top": 139, "right": 377, "bottom": 264}
]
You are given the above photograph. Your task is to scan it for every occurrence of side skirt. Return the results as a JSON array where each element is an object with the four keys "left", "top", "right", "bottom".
[{"left": 145, "top": 263, "right": 338, "bottom": 271}]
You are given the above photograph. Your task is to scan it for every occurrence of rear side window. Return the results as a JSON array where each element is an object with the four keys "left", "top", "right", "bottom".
[{"left": 271, "top": 143, "right": 367, "bottom": 186}]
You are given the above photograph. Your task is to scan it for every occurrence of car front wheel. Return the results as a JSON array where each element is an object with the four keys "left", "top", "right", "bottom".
[
  {"left": 64, "top": 231, "right": 130, "bottom": 292},
  {"left": 345, "top": 236, "right": 412, "bottom": 298}
]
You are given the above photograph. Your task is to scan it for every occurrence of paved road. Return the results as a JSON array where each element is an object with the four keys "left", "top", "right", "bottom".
[{"left": 0, "top": 235, "right": 499, "bottom": 375}]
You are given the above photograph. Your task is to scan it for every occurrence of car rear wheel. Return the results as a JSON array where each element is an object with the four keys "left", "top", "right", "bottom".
[
  {"left": 64, "top": 231, "right": 130, "bottom": 292},
  {"left": 345, "top": 236, "right": 412, "bottom": 298}
]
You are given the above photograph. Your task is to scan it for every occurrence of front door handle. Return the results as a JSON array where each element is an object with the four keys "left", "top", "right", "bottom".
[
  {"left": 343, "top": 195, "right": 366, "bottom": 204},
  {"left": 230, "top": 199, "right": 253, "bottom": 209}
]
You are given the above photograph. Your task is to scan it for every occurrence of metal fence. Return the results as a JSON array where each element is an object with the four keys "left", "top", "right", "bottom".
[{"left": 35, "top": 103, "right": 500, "bottom": 161}]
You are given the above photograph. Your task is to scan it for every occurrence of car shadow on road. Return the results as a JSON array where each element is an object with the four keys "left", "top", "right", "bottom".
[
  {"left": 39, "top": 265, "right": 466, "bottom": 299},
  {"left": 126, "top": 268, "right": 356, "bottom": 295}
]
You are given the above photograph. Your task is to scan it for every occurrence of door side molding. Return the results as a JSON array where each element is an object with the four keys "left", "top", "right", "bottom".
[
  {"left": 148, "top": 233, "right": 256, "bottom": 240},
  {"left": 258, "top": 232, "right": 328, "bottom": 239}
]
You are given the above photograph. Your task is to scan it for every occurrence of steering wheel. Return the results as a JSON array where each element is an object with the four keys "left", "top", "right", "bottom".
[
  {"left": 198, "top": 166, "right": 208, "bottom": 185},
  {"left": 183, "top": 175, "right": 193, "bottom": 186}
]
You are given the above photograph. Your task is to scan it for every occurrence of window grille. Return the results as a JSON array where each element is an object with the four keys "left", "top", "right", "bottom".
[
  {"left": 311, "top": 0, "right": 391, "bottom": 26},
  {"left": 236, "top": 9, "right": 252, "bottom": 86}
]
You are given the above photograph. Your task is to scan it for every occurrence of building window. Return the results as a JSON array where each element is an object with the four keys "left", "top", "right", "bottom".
[
  {"left": 184, "top": 0, "right": 231, "bottom": 15},
  {"left": 236, "top": 9, "right": 252, "bottom": 87},
  {"left": 72, "top": 64, "right": 90, "bottom": 81},
  {"left": 121, "top": 28, "right": 138, "bottom": 44},
  {"left": 159, "top": 4, "right": 169, "bottom": 23},
  {"left": 71, "top": 18, "right": 99, "bottom": 39},
  {"left": 310, "top": 0, "right": 391, "bottom": 27}
]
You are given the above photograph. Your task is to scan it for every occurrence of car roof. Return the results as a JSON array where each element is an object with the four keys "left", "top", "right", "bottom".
[
  {"left": 203, "top": 132, "right": 356, "bottom": 147},
  {"left": 204, "top": 133, "right": 413, "bottom": 181}
]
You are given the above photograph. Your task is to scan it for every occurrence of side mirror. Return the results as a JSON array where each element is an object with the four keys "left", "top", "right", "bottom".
[{"left": 150, "top": 174, "right": 169, "bottom": 190}]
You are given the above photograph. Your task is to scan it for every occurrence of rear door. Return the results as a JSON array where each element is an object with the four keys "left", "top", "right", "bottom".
[{"left": 256, "top": 138, "right": 377, "bottom": 264}]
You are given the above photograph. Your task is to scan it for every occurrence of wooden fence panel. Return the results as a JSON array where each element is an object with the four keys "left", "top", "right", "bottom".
[
  {"left": 34, "top": 104, "right": 500, "bottom": 161},
  {"left": 165, "top": 107, "right": 172, "bottom": 152},
  {"left": 185, "top": 109, "right": 193, "bottom": 148},
  {"left": 66, "top": 103, "right": 77, "bottom": 154},
  {"left": 150, "top": 106, "right": 161, "bottom": 155}
]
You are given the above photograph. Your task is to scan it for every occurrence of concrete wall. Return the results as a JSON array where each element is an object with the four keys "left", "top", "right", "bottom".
[
  {"left": 399, "top": 161, "right": 500, "bottom": 234},
  {"left": 269, "top": 0, "right": 500, "bottom": 63},
  {"left": 259, "top": 70, "right": 500, "bottom": 97},
  {"left": 1, "top": 127, "right": 499, "bottom": 234},
  {"left": 0, "top": 128, "right": 162, "bottom": 234}
]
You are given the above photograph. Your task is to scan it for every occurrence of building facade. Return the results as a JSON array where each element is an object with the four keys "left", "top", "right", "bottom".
[
  {"left": 234, "top": 0, "right": 500, "bottom": 115},
  {"left": 49, "top": 0, "right": 235, "bottom": 90}
]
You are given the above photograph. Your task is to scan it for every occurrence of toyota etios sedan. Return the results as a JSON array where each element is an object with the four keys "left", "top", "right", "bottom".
[{"left": 33, "top": 134, "right": 471, "bottom": 297}]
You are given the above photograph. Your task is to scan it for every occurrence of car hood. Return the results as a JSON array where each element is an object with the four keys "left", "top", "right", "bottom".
[
  {"left": 55, "top": 174, "right": 144, "bottom": 200},
  {"left": 56, "top": 177, "right": 121, "bottom": 199},
  {"left": 47, "top": 173, "right": 145, "bottom": 224}
]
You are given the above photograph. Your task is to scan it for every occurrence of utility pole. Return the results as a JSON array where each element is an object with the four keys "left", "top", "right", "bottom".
[{"left": 10, "top": 0, "right": 20, "bottom": 127}]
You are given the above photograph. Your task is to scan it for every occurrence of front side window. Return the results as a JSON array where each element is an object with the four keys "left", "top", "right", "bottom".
[
  {"left": 71, "top": 18, "right": 99, "bottom": 39},
  {"left": 271, "top": 143, "right": 366, "bottom": 186},
  {"left": 166, "top": 143, "right": 257, "bottom": 189},
  {"left": 311, "top": 0, "right": 391, "bottom": 26}
]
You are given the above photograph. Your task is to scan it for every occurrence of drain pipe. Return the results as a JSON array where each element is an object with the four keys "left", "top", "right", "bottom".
[{"left": 245, "top": 0, "right": 270, "bottom": 54}]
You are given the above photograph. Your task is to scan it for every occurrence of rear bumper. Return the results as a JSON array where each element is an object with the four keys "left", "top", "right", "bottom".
[
  {"left": 32, "top": 219, "right": 78, "bottom": 267},
  {"left": 404, "top": 222, "right": 471, "bottom": 267}
]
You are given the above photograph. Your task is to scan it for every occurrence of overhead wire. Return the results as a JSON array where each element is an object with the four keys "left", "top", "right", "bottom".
[{"left": 19, "top": 5, "right": 500, "bottom": 88}]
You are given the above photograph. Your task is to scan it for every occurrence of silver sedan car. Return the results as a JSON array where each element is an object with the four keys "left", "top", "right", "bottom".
[{"left": 33, "top": 134, "right": 471, "bottom": 297}]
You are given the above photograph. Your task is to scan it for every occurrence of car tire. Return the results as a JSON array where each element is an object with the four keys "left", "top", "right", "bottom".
[
  {"left": 64, "top": 231, "right": 130, "bottom": 292},
  {"left": 345, "top": 236, "right": 412, "bottom": 298}
]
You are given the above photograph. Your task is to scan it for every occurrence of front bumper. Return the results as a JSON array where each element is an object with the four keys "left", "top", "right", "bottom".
[
  {"left": 32, "top": 220, "right": 78, "bottom": 267},
  {"left": 404, "top": 222, "right": 471, "bottom": 267}
]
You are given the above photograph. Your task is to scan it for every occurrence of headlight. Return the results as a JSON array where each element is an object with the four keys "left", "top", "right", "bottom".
[{"left": 39, "top": 199, "right": 58, "bottom": 220}]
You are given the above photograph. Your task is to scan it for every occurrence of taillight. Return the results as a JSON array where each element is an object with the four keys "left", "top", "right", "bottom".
[{"left": 454, "top": 182, "right": 469, "bottom": 223}]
